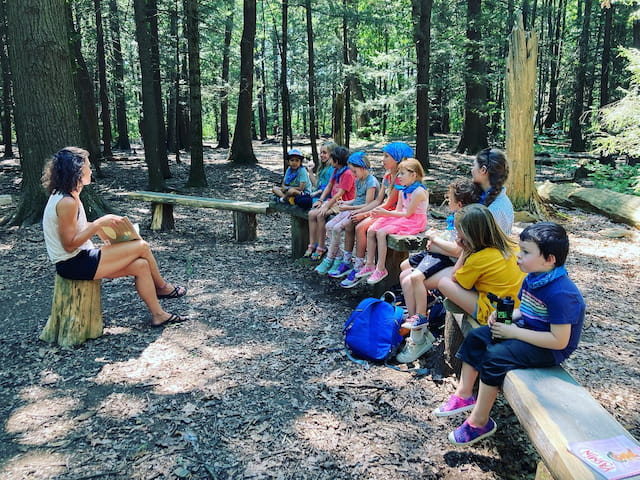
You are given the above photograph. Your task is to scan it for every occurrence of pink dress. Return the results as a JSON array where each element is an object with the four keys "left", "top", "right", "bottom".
[{"left": 369, "top": 187, "right": 428, "bottom": 235}]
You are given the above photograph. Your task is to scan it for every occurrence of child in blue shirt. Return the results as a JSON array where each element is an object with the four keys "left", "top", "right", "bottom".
[
  {"left": 433, "top": 222, "right": 586, "bottom": 446},
  {"left": 273, "top": 149, "right": 311, "bottom": 204}
]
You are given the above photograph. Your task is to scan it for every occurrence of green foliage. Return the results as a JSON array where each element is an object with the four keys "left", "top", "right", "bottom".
[{"left": 583, "top": 160, "right": 640, "bottom": 195}]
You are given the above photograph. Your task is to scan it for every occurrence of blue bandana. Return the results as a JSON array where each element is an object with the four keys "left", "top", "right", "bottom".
[
  {"left": 382, "top": 142, "right": 414, "bottom": 163},
  {"left": 479, "top": 187, "right": 493, "bottom": 205},
  {"left": 347, "top": 151, "right": 368, "bottom": 169},
  {"left": 396, "top": 181, "right": 424, "bottom": 199},
  {"left": 332, "top": 165, "right": 349, "bottom": 183},
  {"left": 446, "top": 214, "right": 455, "bottom": 230},
  {"left": 526, "top": 266, "right": 567, "bottom": 290},
  {"left": 284, "top": 167, "right": 299, "bottom": 185}
]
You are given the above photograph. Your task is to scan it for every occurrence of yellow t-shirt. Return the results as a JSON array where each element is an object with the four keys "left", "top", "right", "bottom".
[{"left": 454, "top": 247, "right": 526, "bottom": 324}]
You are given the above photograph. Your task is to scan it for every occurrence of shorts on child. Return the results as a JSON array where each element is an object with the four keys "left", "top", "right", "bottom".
[
  {"left": 456, "top": 326, "right": 556, "bottom": 387},
  {"left": 56, "top": 248, "right": 101, "bottom": 280},
  {"left": 408, "top": 252, "right": 454, "bottom": 278}
]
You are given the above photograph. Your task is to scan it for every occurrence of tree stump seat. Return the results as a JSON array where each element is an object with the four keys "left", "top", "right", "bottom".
[{"left": 40, "top": 275, "right": 103, "bottom": 347}]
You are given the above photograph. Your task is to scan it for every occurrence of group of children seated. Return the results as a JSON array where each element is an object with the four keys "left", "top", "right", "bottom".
[{"left": 272, "top": 141, "right": 586, "bottom": 446}]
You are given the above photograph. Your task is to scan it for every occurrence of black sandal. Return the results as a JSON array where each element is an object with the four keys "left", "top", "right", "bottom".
[
  {"left": 150, "top": 313, "right": 188, "bottom": 328},
  {"left": 157, "top": 285, "right": 187, "bottom": 299}
]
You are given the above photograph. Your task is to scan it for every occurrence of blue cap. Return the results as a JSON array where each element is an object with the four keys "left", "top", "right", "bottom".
[
  {"left": 347, "top": 151, "right": 369, "bottom": 169},
  {"left": 287, "top": 149, "right": 304, "bottom": 159},
  {"left": 382, "top": 142, "right": 414, "bottom": 163}
]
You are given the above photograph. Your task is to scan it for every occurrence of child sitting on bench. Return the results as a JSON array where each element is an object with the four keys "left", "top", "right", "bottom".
[{"left": 433, "top": 222, "right": 586, "bottom": 446}]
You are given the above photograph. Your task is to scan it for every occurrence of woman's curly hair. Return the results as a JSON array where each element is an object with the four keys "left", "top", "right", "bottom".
[
  {"left": 41, "top": 147, "right": 89, "bottom": 194},
  {"left": 475, "top": 148, "right": 509, "bottom": 207}
]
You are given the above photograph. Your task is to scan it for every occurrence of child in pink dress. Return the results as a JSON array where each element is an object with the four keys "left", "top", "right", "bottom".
[{"left": 358, "top": 158, "right": 429, "bottom": 284}]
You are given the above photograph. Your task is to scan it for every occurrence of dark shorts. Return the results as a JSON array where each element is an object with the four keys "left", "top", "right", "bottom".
[
  {"left": 408, "top": 252, "right": 454, "bottom": 278},
  {"left": 55, "top": 248, "right": 102, "bottom": 280},
  {"left": 456, "top": 326, "right": 556, "bottom": 387}
]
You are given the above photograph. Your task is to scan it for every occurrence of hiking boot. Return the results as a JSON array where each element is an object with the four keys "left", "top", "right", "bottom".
[
  {"left": 314, "top": 257, "right": 334, "bottom": 275},
  {"left": 340, "top": 269, "right": 362, "bottom": 288},
  {"left": 433, "top": 394, "right": 477, "bottom": 417},
  {"left": 366, "top": 268, "right": 388, "bottom": 285},
  {"left": 355, "top": 264, "right": 375, "bottom": 279},
  {"left": 328, "top": 261, "right": 353, "bottom": 278},
  {"left": 395, "top": 332, "right": 435, "bottom": 363},
  {"left": 401, "top": 313, "right": 429, "bottom": 330},
  {"left": 448, "top": 418, "right": 497, "bottom": 446}
]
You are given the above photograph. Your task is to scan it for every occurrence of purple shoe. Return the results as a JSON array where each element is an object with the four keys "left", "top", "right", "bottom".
[
  {"left": 433, "top": 394, "right": 476, "bottom": 417},
  {"left": 448, "top": 418, "right": 497, "bottom": 446}
]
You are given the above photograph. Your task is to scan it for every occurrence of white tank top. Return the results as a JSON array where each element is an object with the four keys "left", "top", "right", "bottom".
[{"left": 42, "top": 192, "right": 95, "bottom": 263}]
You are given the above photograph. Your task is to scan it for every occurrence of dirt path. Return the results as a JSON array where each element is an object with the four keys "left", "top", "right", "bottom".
[{"left": 0, "top": 141, "right": 638, "bottom": 479}]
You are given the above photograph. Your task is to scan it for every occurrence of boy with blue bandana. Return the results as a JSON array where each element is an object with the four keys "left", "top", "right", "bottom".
[
  {"left": 433, "top": 222, "right": 586, "bottom": 446},
  {"left": 273, "top": 149, "right": 311, "bottom": 204}
]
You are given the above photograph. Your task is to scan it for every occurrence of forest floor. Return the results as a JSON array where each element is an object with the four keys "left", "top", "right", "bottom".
[{"left": 0, "top": 137, "right": 638, "bottom": 480}]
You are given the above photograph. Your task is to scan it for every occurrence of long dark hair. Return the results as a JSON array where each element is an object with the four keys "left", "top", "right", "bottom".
[
  {"left": 41, "top": 147, "right": 89, "bottom": 194},
  {"left": 475, "top": 148, "right": 509, "bottom": 207}
]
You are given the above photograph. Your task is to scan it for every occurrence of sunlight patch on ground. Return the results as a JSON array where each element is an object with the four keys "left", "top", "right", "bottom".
[
  {"left": 0, "top": 451, "right": 67, "bottom": 479},
  {"left": 569, "top": 234, "right": 640, "bottom": 263},
  {"left": 6, "top": 394, "right": 79, "bottom": 445},
  {"left": 97, "top": 392, "right": 147, "bottom": 420}
]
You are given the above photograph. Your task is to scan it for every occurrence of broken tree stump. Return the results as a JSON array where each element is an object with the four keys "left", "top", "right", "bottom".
[{"left": 40, "top": 275, "right": 103, "bottom": 347}]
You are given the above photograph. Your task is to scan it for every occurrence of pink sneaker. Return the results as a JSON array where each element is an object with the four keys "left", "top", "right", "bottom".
[
  {"left": 433, "top": 394, "right": 476, "bottom": 417},
  {"left": 355, "top": 264, "right": 375, "bottom": 279},
  {"left": 366, "top": 268, "right": 388, "bottom": 285}
]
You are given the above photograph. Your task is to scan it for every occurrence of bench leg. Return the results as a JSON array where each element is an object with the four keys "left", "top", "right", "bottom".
[
  {"left": 372, "top": 249, "right": 408, "bottom": 297},
  {"left": 233, "top": 212, "right": 257, "bottom": 242},
  {"left": 151, "top": 203, "right": 175, "bottom": 231},
  {"left": 290, "top": 216, "right": 309, "bottom": 258},
  {"left": 535, "top": 461, "right": 553, "bottom": 480},
  {"left": 41, "top": 275, "right": 103, "bottom": 347}
]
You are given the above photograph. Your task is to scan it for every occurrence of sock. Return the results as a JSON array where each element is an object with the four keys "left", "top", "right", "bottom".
[
  {"left": 354, "top": 257, "right": 364, "bottom": 270},
  {"left": 343, "top": 251, "right": 353, "bottom": 263}
]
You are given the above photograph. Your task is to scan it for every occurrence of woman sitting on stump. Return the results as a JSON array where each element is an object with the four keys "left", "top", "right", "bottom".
[{"left": 41, "top": 147, "right": 187, "bottom": 328}]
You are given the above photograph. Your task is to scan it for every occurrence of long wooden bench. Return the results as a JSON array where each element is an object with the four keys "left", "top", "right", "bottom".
[
  {"left": 124, "top": 191, "right": 271, "bottom": 242},
  {"left": 442, "top": 304, "right": 640, "bottom": 480},
  {"left": 269, "top": 201, "right": 428, "bottom": 293}
]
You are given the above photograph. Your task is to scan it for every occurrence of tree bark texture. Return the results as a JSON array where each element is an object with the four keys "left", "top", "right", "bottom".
[
  {"left": 108, "top": 0, "right": 130, "bottom": 150},
  {"left": 280, "top": 0, "right": 292, "bottom": 167},
  {"left": 217, "top": 1, "right": 233, "bottom": 149},
  {"left": 228, "top": 0, "right": 257, "bottom": 164},
  {"left": 94, "top": 0, "right": 113, "bottom": 158},
  {"left": 6, "top": 0, "right": 82, "bottom": 225},
  {"left": 569, "top": 0, "right": 593, "bottom": 152},
  {"left": 40, "top": 275, "right": 103, "bottom": 347},
  {"left": 505, "top": 13, "right": 542, "bottom": 213},
  {"left": 184, "top": 0, "right": 207, "bottom": 187},
  {"left": 0, "top": 0, "right": 13, "bottom": 158},
  {"left": 305, "top": 0, "right": 318, "bottom": 165},
  {"left": 412, "top": 0, "right": 432, "bottom": 171}
]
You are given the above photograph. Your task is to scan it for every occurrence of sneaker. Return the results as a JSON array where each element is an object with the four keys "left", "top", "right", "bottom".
[
  {"left": 448, "top": 418, "right": 497, "bottom": 446},
  {"left": 395, "top": 332, "right": 435, "bottom": 363},
  {"left": 433, "top": 394, "right": 477, "bottom": 417},
  {"left": 355, "top": 264, "right": 375, "bottom": 279},
  {"left": 366, "top": 268, "right": 388, "bottom": 285},
  {"left": 401, "top": 313, "right": 429, "bottom": 330},
  {"left": 328, "top": 261, "right": 353, "bottom": 278},
  {"left": 326, "top": 257, "right": 342, "bottom": 275},
  {"left": 314, "top": 257, "right": 334, "bottom": 275},
  {"left": 340, "top": 269, "right": 362, "bottom": 288}
]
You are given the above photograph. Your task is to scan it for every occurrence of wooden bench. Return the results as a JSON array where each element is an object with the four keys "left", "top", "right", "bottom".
[
  {"left": 269, "top": 201, "right": 428, "bottom": 293},
  {"left": 41, "top": 275, "right": 103, "bottom": 347},
  {"left": 441, "top": 303, "right": 640, "bottom": 480},
  {"left": 124, "top": 191, "right": 271, "bottom": 242}
]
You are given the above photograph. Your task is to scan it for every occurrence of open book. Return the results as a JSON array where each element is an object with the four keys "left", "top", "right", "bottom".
[
  {"left": 568, "top": 435, "right": 640, "bottom": 480},
  {"left": 101, "top": 217, "right": 141, "bottom": 243}
]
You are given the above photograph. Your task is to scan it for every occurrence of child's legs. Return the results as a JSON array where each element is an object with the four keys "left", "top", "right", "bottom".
[
  {"left": 375, "top": 229, "right": 389, "bottom": 271},
  {"left": 317, "top": 213, "right": 328, "bottom": 248},
  {"left": 410, "top": 270, "right": 429, "bottom": 316},
  {"left": 343, "top": 221, "right": 356, "bottom": 255},
  {"left": 308, "top": 209, "right": 319, "bottom": 244},
  {"left": 455, "top": 362, "right": 480, "bottom": 399},
  {"left": 365, "top": 226, "right": 378, "bottom": 266},
  {"left": 467, "top": 382, "right": 499, "bottom": 427},
  {"left": 355, "top": 216, "right": 374, "bottom": 258},
  {"left": 424, "top": 266, "right": 453, "bottom": 290},
  {"left": 400, "top": 258, "right": 412, "bottom": 272},
  {"left": 273, "top": 186, "right": 285, "bottom": 198},
  {"left": 327, "top": 225, "right": 344, "bottom": 258},
  {"left": 400, "top": 269, "right": 416, "bottom": 315},
  {"left": 437, "top": 275, "right": 479, "bottom": 317}
]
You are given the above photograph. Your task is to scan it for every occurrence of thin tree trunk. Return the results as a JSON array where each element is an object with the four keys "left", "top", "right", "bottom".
[
  {"left": 569, "top": 0, "right": 593, "bottom": 152},
  {"left": 94, "top": 0, "right": 113, "bottom": 158},
  {"left": 280, "top": 0, "right": 292, "bottom": 167},
  {"left": 599, "top": 3, "right": 612, "bottom": 107},
  {"left": 217, "top": 0, "right": 233, "bottom": 149},
  {"left": 412, "top": 0, "right": 432, "bottom": 170},
  {"left": 342, "top": 0, "right": 351, "bottom": 148},
  {"left": 305, "top": 0, "right": 318, "bottom": 164},
  {"left": 108, "top": 0, "right": 130, "bottom": 150},
  {"left": 0, "top": 0, "right": 13, "bottom": 158},
  {"left": 184, "top": 0, "right": 206, "bottom": 187}
]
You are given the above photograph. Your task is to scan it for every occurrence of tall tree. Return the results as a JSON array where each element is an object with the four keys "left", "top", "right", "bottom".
[
  {"left": 412, "top": 0, "right": 432, "bottom": 170},
  {"left": 5, "top": 0, "right": 105, "bottom": 225},
  {"left": 228, "top": 0, "right": 257, "bottom": 164},
  {"left": 456, "top": 0, "right": 489, "bottom": 154},
  {"left": 305, "top": 0, "right": 318, "bottom": 164},
  {"left": 184, "top": 0, "right": 207, "bottom": 187},
  {"left": 569, "top": 0, "right": 593, "bottom": 152},
  {"left": 134, "top": 0, "right": 169, "bottom": 189},
  {"left": 94, "top": 0, "right": 113, "bottom": 158},
  {"left": 0, "top": 0, "right": 13, "bottom": 158},
  {"left": 280, "top": 0, "right": 292, "bottom": 165},
  {"left": 108, "top": 0, "right": 130, "bottom": 150},
  {"left": 542, "top": 0, "right": 567, "bottom": 129},
  {"left": 217, "top": 0, "right": 233, "bottom": 149},
  {"left": 599, "top": 3, "right": 613, "bottom": 107}
]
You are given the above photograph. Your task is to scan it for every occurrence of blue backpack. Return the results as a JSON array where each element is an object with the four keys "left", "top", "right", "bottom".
[{"left": 343, "top": 296, "right": 405, "bottom": 363}]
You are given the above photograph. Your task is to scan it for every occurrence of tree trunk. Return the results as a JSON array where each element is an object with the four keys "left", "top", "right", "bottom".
[
  {"left": 569, "top": 0, "right": 593, "bottom": 152},
  {"left": 543, "top": 0, "right": 566, "bottom": 129},
  {"left": 228, "top": 0, "right": 257, "bottom": 165},
  {"left": 0, "top": 0, "right": 13, "bottom": 158},
  {"left": 66, "top": 3, "right": 102, "bottom": 176},
  {"left": 333, "top": 92, "right": 345, "bottom": 147},
  {"left": 599, "top": 3, "right": 612, "bottom": 108},
  {"left": 217, "top": 1, "right": 233, "bottom": 149},
  {"left": 166, "top": 1, "right": 180, "bottom": 156},
  {"left": 133, "top": 0, "right": 168, "bottom": 192},
  {"left": 5, "top": 0, "right": 92, "bottom": 225},
  {"left": 505, "top": 13, "right": 544, "bottom": 215},
  {"left": 412, "top": 0, "right": 432, "bottom": 171},
  {"left": 305, "top": 0, "right": 319, "bottom": 165},
  {"left": 108, "top": 0, "right": 130, "bottom": 150},
  {"left": 94, "top": 0, "right": 113, "bottom": 158},
  {"left": 456, "top": 0, "right": 489, "bottom": 154},
  {"left": 184, "top": 0, "right": 206, "bottom": 187},
  {"left": 280, "top": 0, "right": 292, "bottom": 168},
  {"left": 342, "top": 0, "right": 351, "bottom": 148}
]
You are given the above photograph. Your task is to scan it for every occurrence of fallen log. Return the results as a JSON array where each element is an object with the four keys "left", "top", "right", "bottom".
[{"left": 536, "top": 181, "right": 640, "bottom": 229}]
